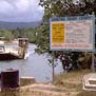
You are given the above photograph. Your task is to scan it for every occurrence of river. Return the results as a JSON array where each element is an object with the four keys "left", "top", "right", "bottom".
[{"left": 0, "top": 44, "right": 63, "bottom": 82}]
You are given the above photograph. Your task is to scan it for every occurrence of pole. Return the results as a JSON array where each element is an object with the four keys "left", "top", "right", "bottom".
[
  {"left": 52, "top": 52, "right": 55, "bottom": 82},
  {"left": 52, "top": 60, "right": 55, "bottom": 82},
  {"left": 91, "top": 52, "right": 95, "bottom": 72}
]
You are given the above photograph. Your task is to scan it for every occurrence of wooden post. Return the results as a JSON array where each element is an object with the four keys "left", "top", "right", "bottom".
[
  {"left": 91, "top": 52, "right": 95, "bottom": 72},
  {"left": 52, "top": 52, "right": 55, "bottom": 82}
]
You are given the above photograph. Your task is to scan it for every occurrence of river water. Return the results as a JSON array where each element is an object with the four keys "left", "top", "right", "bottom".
[{"left": 0, "top": 44, "right": 63, "bottom": 82}]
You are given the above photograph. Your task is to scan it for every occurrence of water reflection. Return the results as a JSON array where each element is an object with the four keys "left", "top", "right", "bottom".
[{"left": 0, "top": 44, "right": 63, "bottom": 82}]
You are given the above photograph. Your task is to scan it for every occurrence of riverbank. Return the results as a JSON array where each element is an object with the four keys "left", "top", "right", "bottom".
[
  {"left": 54, "top": 69, "right": 96, "bottom": 96},
  {"left": 1, "top": 69, "right": 96, "bottom": 96},
  {"left": 21, "top": 69, "right": 96, "bottom": 96}
]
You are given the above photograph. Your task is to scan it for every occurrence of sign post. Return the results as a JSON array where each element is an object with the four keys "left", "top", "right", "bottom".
[{"left": 50, "top": 15, "right": 95, "bottom": 71}]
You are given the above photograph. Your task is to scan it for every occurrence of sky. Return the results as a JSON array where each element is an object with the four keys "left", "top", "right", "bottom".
[{"left": 0, "top": 0, "right": 44, "bottom": 22}]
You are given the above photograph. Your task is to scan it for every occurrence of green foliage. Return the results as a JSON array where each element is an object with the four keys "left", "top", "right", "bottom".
[
  {"left": 24, "top": 28, "right": 37, "bottom": 43},
  {"left": 35, "top": 0, "right": 96, "bottom": 54},
  {"left": 35, "top": 0, "right": 96, "bottom": 71},
  {"left": 0, "top": 28, "right": 38, "bottom": 43},
  {"left": 35, "top": 24, "right": 49, "bottom": 54},
  {"left": 0, "top": 30, "right": 14, "bottom": 41},
  {"left": 40, "top": 0, "right": 95, "bottom": 19}
]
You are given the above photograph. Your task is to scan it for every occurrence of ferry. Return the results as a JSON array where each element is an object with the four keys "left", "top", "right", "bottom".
[{"left": 0, "top": 37, "right": 28, "bottom": 60}]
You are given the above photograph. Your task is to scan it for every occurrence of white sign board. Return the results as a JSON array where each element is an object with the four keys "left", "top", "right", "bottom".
[{"left": 50, "top": 15, "right": 95, "bottom": 52}]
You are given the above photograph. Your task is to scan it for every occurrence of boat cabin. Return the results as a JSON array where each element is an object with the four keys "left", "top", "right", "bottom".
[
  {"left": 18, "top": 38, "right": 28, "bottom": 48},
  {"left": 18, "top": 38, "right": 28, "bottom": 58},
  {"left": 0, "top": 45, "right": 5, "bottom": 53}
]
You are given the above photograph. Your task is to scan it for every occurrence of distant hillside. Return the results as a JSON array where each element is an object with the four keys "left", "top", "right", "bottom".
[{"left": 0, "top": 21, "right": 41, "bottom": 29}]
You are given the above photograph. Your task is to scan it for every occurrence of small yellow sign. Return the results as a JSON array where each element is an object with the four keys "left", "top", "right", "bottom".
[{"left": 52, "top": 22, "right": 64, "bottom": 44}]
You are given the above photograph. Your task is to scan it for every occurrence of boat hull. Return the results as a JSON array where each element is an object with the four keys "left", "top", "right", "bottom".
[{"left": 0, "top": 53, "right": 22, "bottom": 61}]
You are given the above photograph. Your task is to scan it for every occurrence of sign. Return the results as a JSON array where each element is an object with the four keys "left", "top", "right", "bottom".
[
  {"left": 50, "top": 15, "right": 95, "bottom": 52},
  {"left": 51, "top": 22, "right": 64, "bottom": 44}
]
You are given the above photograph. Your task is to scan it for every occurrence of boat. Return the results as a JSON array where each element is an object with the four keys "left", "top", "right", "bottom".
[{"left": 0, "top": 37, "right": 28, "bottom": 61}]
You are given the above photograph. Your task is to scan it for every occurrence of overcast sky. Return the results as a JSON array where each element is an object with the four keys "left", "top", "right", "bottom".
[{"left": 0, "top": 0, "right": 44, "bottom": 22}]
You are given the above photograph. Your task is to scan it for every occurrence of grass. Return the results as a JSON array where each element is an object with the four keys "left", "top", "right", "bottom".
[
  {"left": 54, "top": 69, "right": 96, "bottom": 96},
  {"left": 0, "top": 69, "right": 96, "bottom": 96}
]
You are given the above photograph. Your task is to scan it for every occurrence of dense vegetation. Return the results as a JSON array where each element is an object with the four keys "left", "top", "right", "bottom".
[
  {"left": 0, "top": 0, "right": 96, "bottom": 71},
  {"left": 0, "top": 28, "right": 37, "bottom": 43},
  {"left": 36, "top": 0, "right": 96, "bottom": 70},
  {"left": 37, "top": 0, "right": 96, "bottom": 53}
]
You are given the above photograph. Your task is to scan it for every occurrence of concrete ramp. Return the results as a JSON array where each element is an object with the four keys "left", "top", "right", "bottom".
[{"left": 83, "top": 73, "right": 96, "bottom": 91}]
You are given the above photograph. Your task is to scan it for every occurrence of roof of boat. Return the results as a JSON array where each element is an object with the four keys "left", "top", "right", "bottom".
[{"left": 18, "top": 38, "right": 28, "bottom": 40}]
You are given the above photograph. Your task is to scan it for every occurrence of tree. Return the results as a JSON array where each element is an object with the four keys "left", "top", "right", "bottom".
[
  {"left": 36, "top": 0, "right": 96, "bottom": 70},
  {"left": 39, "top": 0, "right": 95, "bottom": 19},
  {"left": 0, "top": 30, "right": 14, "bottom": 41},
  {"left": 35, "top": 23, "right": 49, "bottom": 54}
]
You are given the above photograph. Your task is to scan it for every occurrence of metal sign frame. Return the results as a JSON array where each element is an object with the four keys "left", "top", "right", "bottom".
[{"left": 50, "top": 15, "right": 95, "bottom": 52}]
